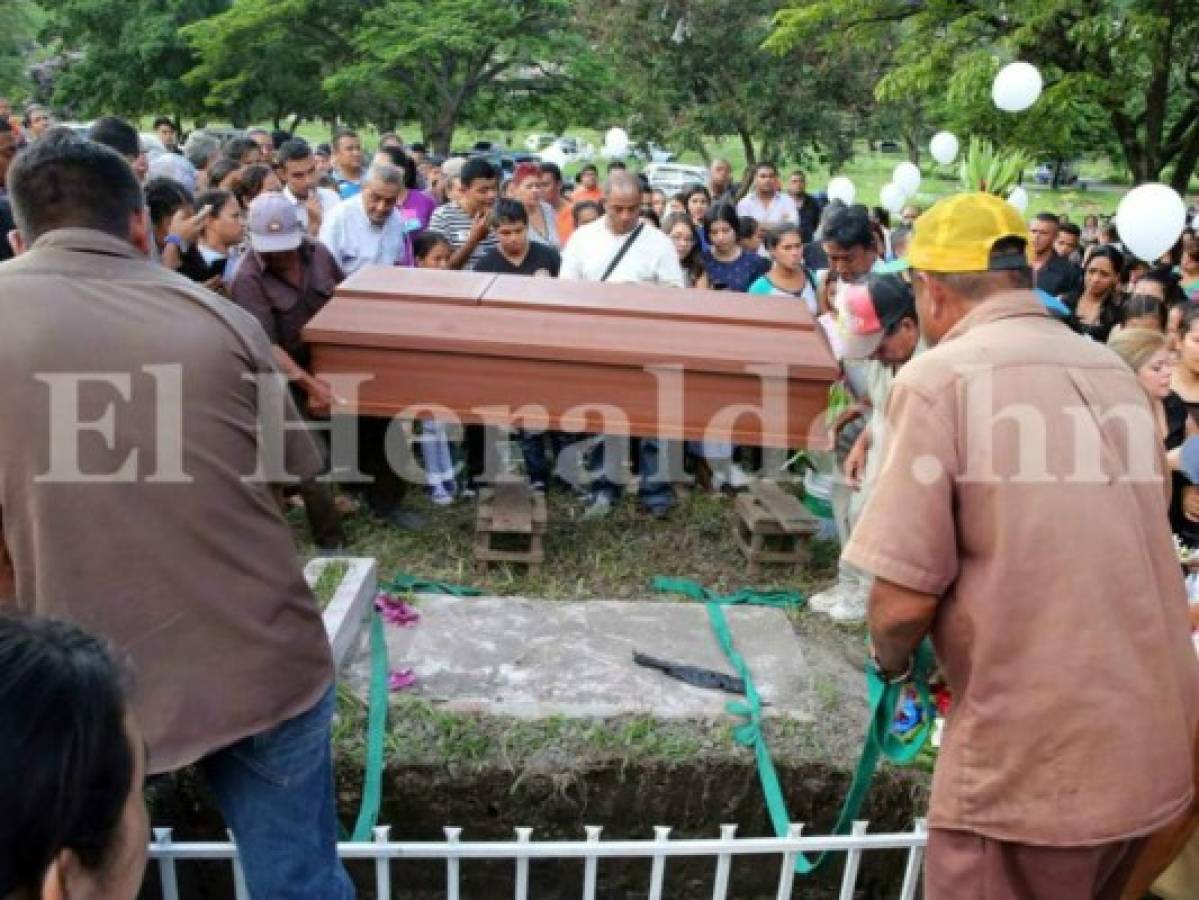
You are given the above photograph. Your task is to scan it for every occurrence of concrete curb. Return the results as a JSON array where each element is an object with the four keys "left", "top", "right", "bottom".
[{"left": 304, "top": 556, "right": 378, "bottom": 670}]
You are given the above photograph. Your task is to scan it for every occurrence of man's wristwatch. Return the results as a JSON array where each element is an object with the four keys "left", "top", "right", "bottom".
[{"left": 868, "top": 646, "right": 913, "bottom": 685}]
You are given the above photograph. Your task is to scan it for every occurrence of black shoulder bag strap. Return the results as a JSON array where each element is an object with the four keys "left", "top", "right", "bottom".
[{"left": 600, "top": 224, "right": 645, "bottom": 282}]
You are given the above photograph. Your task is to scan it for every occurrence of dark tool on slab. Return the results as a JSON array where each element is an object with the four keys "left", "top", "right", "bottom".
[{"left": 633, "top": 651, "right": 746, "bottom": 695}]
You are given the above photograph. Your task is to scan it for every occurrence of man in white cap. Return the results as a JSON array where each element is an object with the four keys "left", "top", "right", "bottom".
[{"left": 228, "top": 191, "right": 346, "bottom": 549}]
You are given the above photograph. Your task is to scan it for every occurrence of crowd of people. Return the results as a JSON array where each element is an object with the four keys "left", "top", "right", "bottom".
[{"left": 4, "top": 100, "right": 1199, "bottom": 900}]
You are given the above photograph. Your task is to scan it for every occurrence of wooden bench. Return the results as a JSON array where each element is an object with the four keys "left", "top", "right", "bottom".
[
  {"left": 474, "top": 479, "right": 548, "bottom": 571},
  {"left": 734, "top": 479, "right": 819, "bottom": 575}
]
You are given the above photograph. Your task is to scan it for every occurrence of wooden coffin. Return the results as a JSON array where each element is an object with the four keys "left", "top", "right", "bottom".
[{"left": 302, "top": 267, "right": 839, "bottom": 448}]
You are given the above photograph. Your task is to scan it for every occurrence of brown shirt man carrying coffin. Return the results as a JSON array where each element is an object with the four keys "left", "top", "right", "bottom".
[
  {"left": 0, "top": 131, "right": 354, "bottom": 898},
  {"left": 844, "top": 192, "right": 1199, "bottom": 899}
]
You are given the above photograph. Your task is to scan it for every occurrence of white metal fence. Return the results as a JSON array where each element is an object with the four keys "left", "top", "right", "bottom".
[{"left": 148, "top": 819, "right": 927, "bottom": 900}]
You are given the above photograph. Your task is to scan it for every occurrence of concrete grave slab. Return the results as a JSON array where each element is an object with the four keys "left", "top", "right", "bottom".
[{"left": 347, "top": 595, "right": 814, "bottom": 721}]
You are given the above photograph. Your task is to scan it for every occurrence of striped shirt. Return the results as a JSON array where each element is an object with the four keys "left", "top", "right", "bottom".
[{"left": 428, "top": 202, "right": 498, "bottom": 270}]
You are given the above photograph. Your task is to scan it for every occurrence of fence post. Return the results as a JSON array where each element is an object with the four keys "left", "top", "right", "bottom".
[
  {"left": 514, "top": 827, "right": 533, "bottom": 900},
  {"left": 152, "top": 827, "right": 180, "bottom": 900},
  {"left": 227, "top": 830, "right": 249, "bottom": 900},
  {"left": 647, "top": 825, "right": 672, "bottom": 900},
  {"left": 775, "top": 822, "right": 803, "bottom": 900},
  {"left": 373, "top": 825, "right": 392, "bottom": 900},
  {"left": 837, "top": 821, "right": 870, "bottom": 900},
  {"left": 582, "top": 825, "right": 603, "bottom": 900},
  {"left": 445, "top": 826, "right": 462, "bottom": 900},
  {"left": 711, "top": 824, "right": 738, "bottom": 900},
  {"left": 898, "top": 818, "right": 928, "bottom": 900}
]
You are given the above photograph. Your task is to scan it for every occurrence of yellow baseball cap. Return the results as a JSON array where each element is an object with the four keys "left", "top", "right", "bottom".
[{"left": 897, "top": 192, "right": 1030, "bottom": 273}]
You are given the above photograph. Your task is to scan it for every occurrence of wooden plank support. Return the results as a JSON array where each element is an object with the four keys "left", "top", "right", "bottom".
[
  {"left": 734, "top": 480, "right": 818, "bottom": 576},
  {"left": 474, "top": 479, "right": 547, "bottom": 571}
]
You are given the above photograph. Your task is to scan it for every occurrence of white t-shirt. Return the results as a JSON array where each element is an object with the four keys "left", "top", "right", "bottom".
[
  {"left": 285, "top": 185, "right": 342, "bottom": 233},
  {"left": 318, "top": 196, "right": 410, "bottom": 275},
  {"left": 736, "top": 192, "right": 799, "bottom": 227},
  {"left": 559, "top": 218, "right": 685, "bottom": 286}
]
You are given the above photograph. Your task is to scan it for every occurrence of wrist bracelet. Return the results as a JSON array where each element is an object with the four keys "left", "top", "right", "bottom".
[{"left": 164, "top": 234, "right": 187, "bottom": 251}]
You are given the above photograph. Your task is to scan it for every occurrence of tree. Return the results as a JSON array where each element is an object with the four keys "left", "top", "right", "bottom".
[
  {"left": 769, "top": 0, "right": 1199, "bottom": 192},
  {"left": 325, "top": 0, "right": 613, "bottom": 155},
  {"left": 579, "top": 0, "right": 876, "bottom": 176},
  {"left": 43, "top": 0, "right": 227, "bottom": 121},
  {"left": 0, "top": 0, "right": 43, "bottom": 101}
]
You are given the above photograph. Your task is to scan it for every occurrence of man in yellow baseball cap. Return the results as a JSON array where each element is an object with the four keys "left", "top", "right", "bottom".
[{"left": 841, "top": 191, "right": 1198, "bottom": 898}]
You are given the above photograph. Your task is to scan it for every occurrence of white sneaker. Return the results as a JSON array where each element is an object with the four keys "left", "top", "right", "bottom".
[
  {"left": 431, "top": 488, "right": 454, "bottom": 507},
  {"left": 727, "top": 462, "right": 751, "bottom": 490}
]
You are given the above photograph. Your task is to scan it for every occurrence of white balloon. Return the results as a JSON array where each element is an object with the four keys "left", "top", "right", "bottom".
[
  {"left": 879, "top": 182, "right": 907, "bottom": 215},
  {"left": 930, "top": 131, "right": 959, "bottom": 166},
  {"left": 1117, "top": 183, "right": 1187, "bottom": 262},
  {"left": 1007, "top": 186, "right": 1029, "bottom": 213},
  {"left": 992, "top": 61, "right": 1043, "bottom": 113},
  {"left": 893, "top": 162, "right": 922, "bottom": 197},
  {"left": 540, "top": 144, "right": 568, "bottom": 169},
  {"left": 603, "top": 127, "right": 629, "bottom": 155},
  {"left": 827, "top": 176, "right": 856, "bottom": 205}
]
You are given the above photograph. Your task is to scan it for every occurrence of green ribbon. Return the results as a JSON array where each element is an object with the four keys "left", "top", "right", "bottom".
[
  {"left": 342, "top": 573, "right": 482, "bottom": 841},
  {"left": 385, "top": 572, "right": 484, "bottom": 597},
  {"left": 652, "top": 577, "right": 934, "bottom": 874}
]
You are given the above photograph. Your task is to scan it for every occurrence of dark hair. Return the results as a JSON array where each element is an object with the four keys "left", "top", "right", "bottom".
[
  {"left": 375, "top": 145, "right": 417, "bottom": 189},
  {"left": 821, "top": 204, "right": 874, "bottom": 250},
  {"left": 490, "top": 198, "right": 528, "bottom": 228},
  {"left": 270, "top": 130, "right": 292, "bottom": 151},
  {"left": 224, "top": 136, "right": 260, "bottom": 164},
  {"left": 87, "top": 116, "right": 140, "bottom": 160},
  {"left": 331, "top": 129, "right": 358, "bottom": 152},
  {"left": 639, "top": 208, "right": 661, "bottom": 228},
  {"left": 1035, "top": 212, "right": 1060, "bottom": 226},
  {"left": 871, "top": 206, "right": 891, "bottom": 229},
  {"left": 539, "top": 161, "right": 563, "bottom": 185},
  {"left": 9, "top": 129, "right": 144, "bottom": 241},
  {"left": 1180, "top": 303, "right": 1199, "bottom": 338},
  {"left": 412, "top": 231, "right": 451, "bottom": 262},
  {"left": 753, "top": 161, "right": 778, "bottom": 178},
  {"left": 637, "top": 173, "right": 651, "bottom": 193},
  {"left": 703, "top": 201, "right": 740, "bottom": 242},
  {"left": 207, "top": 157, "right": 242, "bottom": 189},
  {"left": 578, "top": 164, "right": 598, "bottom": 178},
  {"left": 461, "top": 157, "right": 497, "bottom": 188},
  {"left": 0, "top": 118, "right": 11, "bottom": 135},
  {"left": 233, "top": 164, "right": 275, "bottom": 207},
  {"left": 606, "top": 160, "right": 627, "bottom": 172},
  {"left": 680, "top": 183, "right": 711, "bottom": 216},
  {"left": 276, "top": 138, "right": 312, "bottom": 166},
  {"left": 1143, "top": 267, "right": 1187, "bottom": 307},
  {"left": 1060, "top": 222, "right": 1082, "bottom": 239},
  {"left": 0, "top": 616, "right": 134, "bottom": 897},
  {"left": 763, "top": 224, "right": 802, "bottom": 251},
  {"left": 1085, "top": 243, "right": 1125, "bottom": 278},
  {"left": 194, "top": 188, "right": 235, "bottom": 221},
  {"left": 22, "top": 104, "right": 48, "bottom": 128},
  {"left": 572, "top": 200, "right": 602, "bottom": 227},
  {"left": 1121, "top": 294, "right": 1168, "bottom": 330},
  {"left": 144, "top": 177, "right": 193, "bottom": 229},
  {"left": 662, "top": 212, "right": 706, "bottom": 284},
  {"left": 410, "top": 142, "right": 426, "bottom": 154},
  {"left": 738, "top": 215, "right": 760, "bottom": 241},
  {"left": 152, "top": 116, "right": 174, "bottom": 131}
]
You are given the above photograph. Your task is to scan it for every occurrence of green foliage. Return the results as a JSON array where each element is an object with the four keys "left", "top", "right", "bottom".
[
  {"left": 0, "top": 0, "right": 43, "bottom": 100},
  {"left": 770, "top": 0, "right": 1199, "bottom": 191},
  {"left": 579, "top": 0, "right": 876, "bottom": 171},
  {"left": 44, "top": 0, "right": 227, "bottom": 119},
  {"left": 958, "top": 138, "right": 1030, "bottom": 195}
]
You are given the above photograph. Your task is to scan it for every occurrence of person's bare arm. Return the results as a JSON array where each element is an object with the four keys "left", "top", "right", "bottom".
[
  {"left": 270, "top": 345, "right": 336, "bottom": 417},
  {"left": 447, "top": 212, "right": 491, "bottom": 270},
  {"left": 868, "top": 577, "right": 938, "bottom": 676}
]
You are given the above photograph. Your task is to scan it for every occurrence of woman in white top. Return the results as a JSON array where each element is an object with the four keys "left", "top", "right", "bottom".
[
  {"left": 747, "top": 225, "right": 818, "bottom": 315},
  {"left": 512, "top": 162, "right": 560, "bottom": 249}
]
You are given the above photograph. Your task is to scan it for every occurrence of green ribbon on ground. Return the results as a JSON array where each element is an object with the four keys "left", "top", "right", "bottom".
[
  {"left": 385, "top": 572, "right": 484, "bottom": 597},
  {"left": 342, "top": 572, "right": 482, "bottom": 841},
  {"left": 652, "top": 576, "right": 933, "bottom": 874}
]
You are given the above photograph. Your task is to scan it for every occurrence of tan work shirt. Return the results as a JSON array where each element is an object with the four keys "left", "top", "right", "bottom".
[
  {"left": 845, "top": 290, "right": 1199, "bottom": 846},
  {"left": 0, "top": 229, "right": 332, "bottom": 774}
]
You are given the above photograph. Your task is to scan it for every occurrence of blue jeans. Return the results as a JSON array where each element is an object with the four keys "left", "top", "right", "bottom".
[
  {"left": 201, "top": 685, "right": 355, "bottom": 900},
  {"left": 587, "top": 435, "right": 677, "bottom": 513}
]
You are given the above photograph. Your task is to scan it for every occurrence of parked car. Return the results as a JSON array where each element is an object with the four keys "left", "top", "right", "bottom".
[
  {"left": 525, "top": 133, "right": 556, "bottom": 151},
  {"left": 642, "top": 162, "right": 708, "bottom": 195},
  {"left": 469, "top": 148, "right": 517, "bottom": 176},
  {"left": 634, "top": 142, "right": 675, "bottom": 163},
  {"left": 878, "top": 139, "right": 902, "bottom": 153},
  {"left": 1034, "top": 160, "right": 1081, "bottom": 186}
]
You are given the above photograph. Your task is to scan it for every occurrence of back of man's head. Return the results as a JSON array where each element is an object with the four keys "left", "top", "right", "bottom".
[
  {"left": 224, "top": 136, "right": 259, "bottom": 163},
  {"left": 9, "top": 129, "right": 143, "bottom": 242},
  {"left": 183, "top": 131, "right": 220, "bottom": 170},
  {"left": 144, "top": 176, "right": 193, "bottom": 229},
  {"left": 822, "top": 203, "right": 874, "bottom": 250},
  {"left": 88, "top": 116, "right": 140, "bottom": 161}
]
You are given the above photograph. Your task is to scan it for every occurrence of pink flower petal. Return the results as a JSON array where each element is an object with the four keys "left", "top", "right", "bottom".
[{"left": 388, "top": 669, "right": 417, "bottom": 692}]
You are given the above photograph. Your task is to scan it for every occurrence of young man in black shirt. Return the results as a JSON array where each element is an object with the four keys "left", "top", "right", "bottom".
[{"left": 474, "top": 199, "right": 561, "bottom": 277}]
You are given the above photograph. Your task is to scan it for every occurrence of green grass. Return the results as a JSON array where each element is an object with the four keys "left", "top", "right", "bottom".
[{"left": 311, "top": 558, "right": 349, "bottom": 609}]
